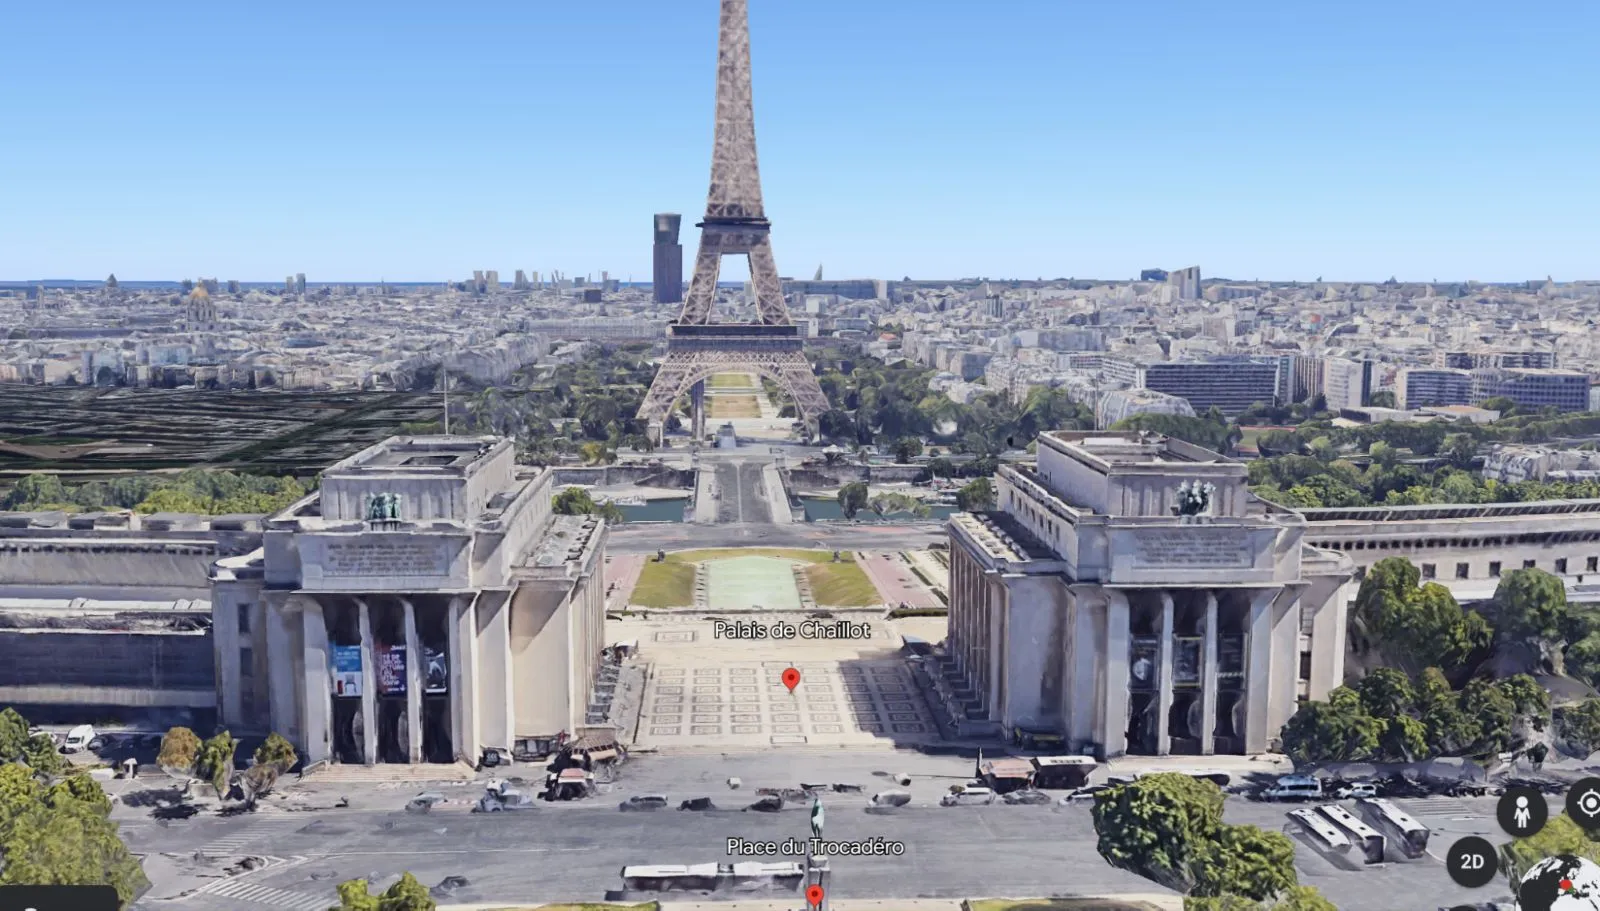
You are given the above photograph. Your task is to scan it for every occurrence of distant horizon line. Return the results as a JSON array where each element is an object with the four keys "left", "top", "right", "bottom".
[{"left": 3, "top": 276, "right": 1593, "bottom": 289}]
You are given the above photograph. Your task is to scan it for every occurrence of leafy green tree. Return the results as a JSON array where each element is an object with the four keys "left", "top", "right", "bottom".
[
  {"left": 1193, "top": 823, "right": 1298, "bottom": 901},
  {"left": 552, "top": 487, "right": 598, "bottom": 515},
  {"left": 133, "top": 487, "right": 214, "bottom": 514},
  {"left": 868, "top": 492, "right": 930, "bottom": 519},
  {"left": 48, "top": 773, "right": 112, "bottom": 816},
  {"left": 1459, "top": 677, "right": 1516, "bottom": 754},
  {"left": 836, "top": 482, "right": 869, "bottom": 520},
  {"left": 1417, "top": 667, "right": 1479, "bottom": 755},
  {"left": 1, "top": 474, "right": 69, "bottom": 509},
  {"left": 1092, "top": 773, "right": 1223, "bottom": 893},
  {"left": 1378, "top": 715, "right": 1429, "bottom": 762},
  {"left": 333, "top": 872, "right": 436, "bottom": 911},
  {"left": 1492, "top": 567, "right": 1569, "bottom": 643},
  {"left": 956, "top": 477, "right": 997, "bottom": 511},
  {"left": 1356, "top": 668, "right": 1414, "bottom": 717},
  {"left": 1278, "top": 690, "right": 1382, "bottom": 762},
  {"left": 1111, "top": 412, "right": 1240, "bottom": 454},
  {"left": 891, "top": 437, "right": 923, "bottom": 463},
  {"left": 1498, "top": 673, "right": 1551, "bottom": 732},
  {"left": 1349, "top": 558, "right": 1491, "bottom": 672},
  {"left": 926, "top": 457, "right": 955, "bottom": 479},
  {"left": 197, "top": 731, "right": 237, "bottom": 799},
  {"left": 254, "top": 732, "right": 298, "bottom": 773},
  {"left": 1556, "top": 698, "right": 1600, "bottom": 755},
  {"left": 157, "top": 726, "right": 201, "bottom": 777},
  {"left": 0, "top": 764, "right": 148, "bottom": 905},
  {"left": 0, "top": 707, "right": 28, "bottom": 760},
  {"left": 1368, "top": 390, "right": 1396, "bottom": 408},
  {"left": 19, "top": 733, "right": 63, "bottom": 776}
]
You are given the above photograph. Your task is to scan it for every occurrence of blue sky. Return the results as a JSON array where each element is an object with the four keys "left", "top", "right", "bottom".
[{"left": 3, "top": 1, "right": 1596, "bottom": 283}]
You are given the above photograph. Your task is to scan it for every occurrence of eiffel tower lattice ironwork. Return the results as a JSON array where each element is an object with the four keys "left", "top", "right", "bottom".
[{"left": 638, "top": 0, "right": 828, "bottom": 442}]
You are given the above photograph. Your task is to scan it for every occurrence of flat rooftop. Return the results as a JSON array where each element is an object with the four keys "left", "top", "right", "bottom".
[
  {"left": 329, "top": 435, "right": 501, "bottom": 474},
  {"left": 1043, "top": 430, "right": 1230, "bottom": 466}
]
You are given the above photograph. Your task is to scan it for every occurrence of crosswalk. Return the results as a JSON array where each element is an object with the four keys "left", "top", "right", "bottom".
[
  {"left": 195, "top": 876, "right": 326, "bottom": 911},
  {"left": 196, "top": 814, "right": 305, "bottom": 856},
  {"left": 1395, "top": 796, "right": 1478, "bottom": 820}
]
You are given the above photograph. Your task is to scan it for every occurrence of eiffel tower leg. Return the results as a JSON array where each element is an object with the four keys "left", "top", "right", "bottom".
[
  {"left": 745, "top": 237, "right": 789, "bottom": 326},
  {"left": 680, "top": 239, "right": 724, "bottom": 325},
  {"left": 691, "top": 380, "right": 706, "bottom": 442}
]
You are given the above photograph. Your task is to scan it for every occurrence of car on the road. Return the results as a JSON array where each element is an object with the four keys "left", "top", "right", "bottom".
[
  {"left": 619, "top": 794, "right": 669, "bottom": 811},
  {"left": 406, "top": 792, "right": 447, "bottom": 813},
  {"left": 940, "top": 786, "right": 996, "bottom": 807},
  {"left": 475, "top": 789, "right": 537, "bottom": 812},
  {"left": 1263, "top": 776, "right": 1324, "bottom": 802},
  {"left": 1058, "top": 785, "right": 1113, "bottom": 804},
  {"left": 60, "top": 725, "right": 97, "bottom": 754},
  {"left": 1335, "top": 783, "right": 1377, "bottom": 800}
]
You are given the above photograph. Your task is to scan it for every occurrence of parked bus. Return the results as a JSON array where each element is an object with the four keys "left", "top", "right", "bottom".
[
  {"left": 1318, "top": 803, "right": 1386, "bottom": 865},
  {"left": 1287, "top": 808, "right": 1351, "bottom": 856},
  {"left": 1358, "top": 798, "right": 1430, "bottom": 859}
]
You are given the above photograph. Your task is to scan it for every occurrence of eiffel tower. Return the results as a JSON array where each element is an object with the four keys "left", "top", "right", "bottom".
[{"left": 638, "top": 0, "right": 829, "bottom": 443}]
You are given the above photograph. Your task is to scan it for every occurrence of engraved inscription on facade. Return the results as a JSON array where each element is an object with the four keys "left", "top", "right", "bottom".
[
  {"left": 1133, "top": 528, "right": 1251, "bottom": 568},
  {"left": 322, "top": 539, "right": 450, "bottom": 577}
]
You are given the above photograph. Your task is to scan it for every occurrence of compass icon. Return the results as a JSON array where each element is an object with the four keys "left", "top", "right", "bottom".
[{"left": 1567, "top": 777, "right": 1600, "bottom": 829}]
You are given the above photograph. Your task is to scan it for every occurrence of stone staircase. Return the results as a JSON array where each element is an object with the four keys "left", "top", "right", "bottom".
[{"left": 300, "top": 760, "right": 478, "bottom": 783}]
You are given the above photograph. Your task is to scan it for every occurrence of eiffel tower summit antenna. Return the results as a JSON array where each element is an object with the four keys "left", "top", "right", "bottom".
[{"left": 638, "top": 0, "right": 828, "bottom": 444}]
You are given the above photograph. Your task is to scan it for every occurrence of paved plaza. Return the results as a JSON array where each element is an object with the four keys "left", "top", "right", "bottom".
[{"left": 621, "top": 616, "right": 941, "bottom": 750}]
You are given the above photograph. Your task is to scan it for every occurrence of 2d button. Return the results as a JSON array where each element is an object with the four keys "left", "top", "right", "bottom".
[{"left": 1446, "top": 836, "right": 1499, "bottom": 888}]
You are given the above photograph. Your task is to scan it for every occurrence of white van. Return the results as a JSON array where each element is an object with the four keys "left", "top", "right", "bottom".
[
  {"left": 1264, "top": 775, "right": 1323, "bottom": 801},
  {"left": 62, "top": 724, "right": 96, "bottom": 754}
]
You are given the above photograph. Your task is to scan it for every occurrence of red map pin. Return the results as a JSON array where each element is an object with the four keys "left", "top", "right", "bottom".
[
  {"left": 782, "top": 667, "right": 802, "bottom": 692},
  {"left": 806, "top": 884, "right": 825, "bottom": 907}
]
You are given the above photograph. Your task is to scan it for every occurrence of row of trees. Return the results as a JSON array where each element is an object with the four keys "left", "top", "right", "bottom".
[
  {"left": 3, "top": 470, "right": 310, "bottom": 516},
  {"left": 812, "top": 355, "right": 1094, "bottom": 453},
  {"left": 1281, "top": 668, "right": 1549, "bottom": 763},
  {"left": 157, "top": 727, "right": 299, "bottom": 804},
  {"left": 1093, "top": 773, "right": 1333, "bottom": 910},
  {"left": 550, "top": 487, "right": 625, "bottom": 523},
  {"left": 1283, "top": 559, "right": 1584, "bottom": 762},
  {"left": 1248, "top": 443, "right": 1600, "bottom": 509},
  {"left": 834, "top": 478, "right": 996, "bottom": 519},
  {"left": 0, "top": 708, "right": 148, "bottom": 905}
]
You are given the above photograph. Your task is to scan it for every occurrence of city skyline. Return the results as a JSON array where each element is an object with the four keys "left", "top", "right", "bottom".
[{"left": 4, "top": 0, "right": 1597, "bottom": 282}]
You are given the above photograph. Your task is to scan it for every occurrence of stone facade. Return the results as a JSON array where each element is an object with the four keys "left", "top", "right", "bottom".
[
  {"left": 211, "top": 435, "right": 607, "bottom": 766},
  {"left": 940, "top": 431, "right": 1353, "bottom": 758}
]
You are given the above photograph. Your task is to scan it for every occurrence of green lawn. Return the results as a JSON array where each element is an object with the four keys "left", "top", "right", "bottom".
[
  {"left": 630, "top": 562, "right": 697, "bottom": 607},
  {"left": 707, "top": 394, "right": 760, "bottom": 417},
  {"left": 665, "top": 548, "right": 851, "bottom": 564},
  {"left": 805, "top": 561, "right": 880, "bottom": 606},
  {"left": 707, "top": 372, "right": 754, "bottom": 389}
]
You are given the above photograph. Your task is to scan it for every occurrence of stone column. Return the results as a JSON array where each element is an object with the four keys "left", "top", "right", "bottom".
[
  {"left": 300, "top": 597, "right": 332, "bottom": 765},
  {"left": 401, "top": 597, "right": 423, "bottom": 763},
  {"left": 1244, "top": 589, "right": 1276, "bottom": 754},
  {"left": 450, "top": 594, "right": 480, "bottom": 763},
  {"left": 1102, "top": 589, "right": 1131, "bottom": 757},
  {"left": 1156, "top": 591, "right": 1175, "bottom": 756},
  {"left": 355, "top": 598, "right": 378, "bottom": 765},
  {"left": 265, "top": 599, "right": 298, "bottom": 747},
  {"left": 1201, "top": 592, "right": 1219, "bottom": 756},
  {"left": 214, "top": 596, "right": 242, "bottom": 728}
]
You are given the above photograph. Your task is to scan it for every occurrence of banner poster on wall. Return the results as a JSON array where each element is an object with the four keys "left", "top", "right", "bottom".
[
  {"left": 377, "top": 644, "right": 407, "bottom": 696},
  {"left": 332, "top": 645, "right": 363, "bottom": 697},
  {"left": 424, "top": 646, "right": 448, "bottom": 694}
]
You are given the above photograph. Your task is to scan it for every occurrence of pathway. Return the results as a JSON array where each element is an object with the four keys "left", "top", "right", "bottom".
[
  {"left": 857, "top": 552, "right": 943, "bottom": 609},
  {"left": 605, "top": 554, "right": 647, "bottom": 609}
]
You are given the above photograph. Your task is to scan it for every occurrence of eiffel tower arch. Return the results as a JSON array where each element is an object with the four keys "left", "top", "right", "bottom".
[{"left": 638, "top": 0, "right": 829, "bottom": 443}]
